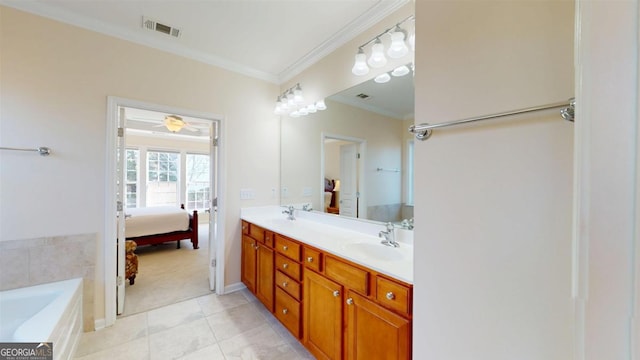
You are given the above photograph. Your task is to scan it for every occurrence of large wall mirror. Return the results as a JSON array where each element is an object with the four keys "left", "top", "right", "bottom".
[{"left": 281, "top": 64, "right": 415, "bottom": 224}]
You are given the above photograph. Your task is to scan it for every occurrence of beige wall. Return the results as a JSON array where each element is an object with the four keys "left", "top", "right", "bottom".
[
  {"left": 413, "top": 1, "right": 574, "bottom": 359},
  {"left": 0, "top": 6, "right": 279, "bottom": 323}
]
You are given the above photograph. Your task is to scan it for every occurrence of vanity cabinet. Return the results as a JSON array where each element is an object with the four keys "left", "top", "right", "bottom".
[
  {"left": 274, "top": 233, "right": 303, "bottom": 338},
  {"left": 240, "top": 220, "right": 412, "bottom": 359},
  {"left": 240, "top": 221, "right": 275, "bottom": 312}
]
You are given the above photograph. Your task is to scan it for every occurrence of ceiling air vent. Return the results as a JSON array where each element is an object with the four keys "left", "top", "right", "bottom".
[
  {"left": 142, "top": 17, "right": 181, "bottom": 38},
  {"left": 356, "top": 93, "right": 370, "bottom": 99}
]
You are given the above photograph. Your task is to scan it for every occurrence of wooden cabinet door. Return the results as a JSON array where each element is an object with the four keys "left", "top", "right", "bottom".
[
  {"left": 304, "top": 270, "right": 343, "bottom": 360},
  {"left": 346, "top": 291, "right": 411, "bottom": 360},
  {"left": 255, "top": 243, "right": 274, "bottom": 312},
  {"left": 241, "top": 235, "right": 256, "bottom": 293}
]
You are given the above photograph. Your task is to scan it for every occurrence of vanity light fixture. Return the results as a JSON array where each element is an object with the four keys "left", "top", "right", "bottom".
[
  {"left": 374, "top": 72, "right": 391, "bottom": 83},
  {"left": 274, "top": 83, "right": 328, "bottom": 116},
  {"left": 391, "top": 65, "right": 410, "bottom": 77},
  {"left": 350, "top": 14, "right": 415, "bottom": 76}
]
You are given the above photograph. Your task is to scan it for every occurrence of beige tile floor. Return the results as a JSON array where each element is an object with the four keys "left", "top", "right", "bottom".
[{"left": 74, "top": 289, "right": 315, "bottom": 359}]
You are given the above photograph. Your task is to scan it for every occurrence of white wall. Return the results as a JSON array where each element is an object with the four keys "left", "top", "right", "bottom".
[
  {"left": 413, "top": 1, "right": 575, "bottom": 359},
  {"left": 0, "top": 6, "right": 279, "bottom": 322}
]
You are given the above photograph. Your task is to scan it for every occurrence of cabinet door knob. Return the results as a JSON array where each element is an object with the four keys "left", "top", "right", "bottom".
[
  {"left": 386, "top": 292, "right": 395, "bottom": 300},
  {"left": 346, "top": 298, "right": 353, "bottom": 305},
  {"left": 283, "top": 263, "right": 289, "bottom": 269},
  {"left": 282, "top": 281, "right": 288, "bottom": 287},
  {"left": 307, "top": 256, "right": 313, "bottom": 263},
  {"left": 333, "top": 290, "right": 340, "bottom": 297},
  {"left": 282, "top": 308, "right": 288, "bottom": 315},
  {"left": 254, "top": 245, "right": 259, "bottom": 250},
  {"left": 283, "top": 245, "right": 288, "bottom": 251}
]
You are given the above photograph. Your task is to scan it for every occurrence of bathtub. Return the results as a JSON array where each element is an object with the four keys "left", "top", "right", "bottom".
[{"left": 0, "top": 278, "right": 83, "bottom": 360}]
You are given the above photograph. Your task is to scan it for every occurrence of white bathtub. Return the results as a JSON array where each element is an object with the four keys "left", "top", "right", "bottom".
[{"left": 0, "top": 278, "right": 83, "bottom": 360}]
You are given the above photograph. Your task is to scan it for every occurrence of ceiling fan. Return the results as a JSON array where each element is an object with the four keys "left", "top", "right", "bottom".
[{"left": 160, "top": 115, "right": 201, "bottom": 133}]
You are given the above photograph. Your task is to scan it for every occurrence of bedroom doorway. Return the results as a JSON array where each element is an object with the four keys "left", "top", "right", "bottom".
[
  {"left": 105, "top": 97, "right": 225, "bottom": 325},
  {"left": 321, "top": 134, "right": 366, "bottom": 219}
]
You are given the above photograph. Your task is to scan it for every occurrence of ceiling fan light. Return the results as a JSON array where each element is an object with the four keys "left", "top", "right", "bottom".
[
  {"left": 374, "top": 72, "right": 391, "bottom": 84},
  {"left": 165, "top": 115, "right": 185, "bottom": 132},
  {"left": 315, "top": 99, "right": 327, "bottom": 110},
  {"left": 352, "top": 49, "right": 369, "bottom": 76},
  {"left": 367, "top": 39, "right": 387, "bottom": 68},
  {"left": 392, "top": 65, "right": 410, "bottom": 77},
  {"left": 387, "top": 27, "right": 408, "bottom": 59}
]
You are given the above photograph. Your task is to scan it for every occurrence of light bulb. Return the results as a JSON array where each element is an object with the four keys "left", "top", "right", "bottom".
[
  {"left": 287, "top": 90, "right": 295, "bottom": 106},
  {"left": 367, "top": 38, "right": 387, "bottom": 68},
  {"left": 307, "top": 104, "right": 317, "bottom": 113},
  {"left": 315, "top": 99, "right": 327, "bottom": 110},
  {"left": 387, "top": 27, "right": 408, "bottom": 59},
  {"left": 294, "top": 84, "right": 304, "bottom": 104},
  {"left": 391, "top": 65, "right": 410, "bottom": 77},
  {"left": 351, "top": 49, "right": 369, "bottom": 76},
  {"left": 374, "top": 73, "right": 391, "bottom": 83},
  {"left": 274, "top": 96, "right": 284, "bottom": 115},
  {"left": 298, "top": 107, "right": 308, "bottom": 116}
]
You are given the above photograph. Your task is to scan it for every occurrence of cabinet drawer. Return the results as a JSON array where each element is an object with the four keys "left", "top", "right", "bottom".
[
  {"left": 376, "top": 276, "right": 412, "bottom": 317},
  {"left": 264, "top": 231, "right": 274, "bottom": 248},
  {"left": 324, "top": 256, "right": 369, "bottom": 295},
  {"left": 276, "top": 253, "right": 302, "bottom": 281},
  {"left": 249, "top": 223, "right": 266, "bottom": 243},
  {"left": 303, "top": 247, "right": 322, "bottom": 273},
  {"left": 275, "top": 234, "right": 301, "bottom": 261},
  {"left": 275, "top": 287, "right": 301, "bottom": 338},
  {"left": 241, "top": 221, "right": 249, "bottom": 235},
  {"left": 276, "top": 270, "right": 301, "bottom": 300}
]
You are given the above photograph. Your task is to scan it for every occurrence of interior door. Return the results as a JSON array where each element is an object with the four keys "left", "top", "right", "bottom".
[
  {"left": 208, "top": 123, "right": 218, "bottom": 291},
  {"left": 116, "top": 106, "right": 127, "bottom": 315},
  {"left": 339, "top": 143, "right": 358, "bottom": 217}
]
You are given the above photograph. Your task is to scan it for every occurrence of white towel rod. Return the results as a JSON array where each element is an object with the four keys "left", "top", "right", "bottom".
[
  {"left": 0, "top": 146, "right": 51, "bottom": 156},
  {"left": 409, "top": 98, "right": 575, "bottom": 141}
]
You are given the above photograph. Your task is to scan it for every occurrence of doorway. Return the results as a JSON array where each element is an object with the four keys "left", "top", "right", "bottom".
[
  {"left": 321, "top": 133, "right": 366, "bottom": 219},
  {"left": 105, "top": 97, "right": 226, "bottom": 327}
]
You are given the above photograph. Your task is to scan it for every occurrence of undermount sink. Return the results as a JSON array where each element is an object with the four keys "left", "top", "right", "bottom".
[{"left": 342, "top": 242, "right": 406, "bottom": 262}]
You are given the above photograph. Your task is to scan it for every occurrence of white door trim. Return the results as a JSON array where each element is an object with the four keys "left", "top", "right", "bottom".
[{"left": 104, "top": 96, "right": 226, "bottom": 327}]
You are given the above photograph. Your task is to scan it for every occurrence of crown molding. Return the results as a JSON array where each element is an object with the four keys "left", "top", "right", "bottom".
[
  {"left": 1, "top": 0, "right": 408, "bottom": 85},
  {"left": 277, "top": 0, "right": 410, "bottom": 84}
]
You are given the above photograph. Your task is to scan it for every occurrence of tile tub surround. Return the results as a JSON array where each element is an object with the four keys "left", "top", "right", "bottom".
[
  {"left": 0, "top": 233, "right": 97, "bottom": 331},
  {"left": 240, "top": 205, "right": 413, "bottom": 284}
]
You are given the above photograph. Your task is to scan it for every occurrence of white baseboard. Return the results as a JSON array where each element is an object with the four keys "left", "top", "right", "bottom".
[
  {"left": 224, "top": 282, "right": 246, "bottom": 294},
  {"left": 94, "top": 318, "right": 106, "bottom": 331}
]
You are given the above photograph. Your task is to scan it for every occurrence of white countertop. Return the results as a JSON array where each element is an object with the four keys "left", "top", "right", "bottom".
[{"left": 240, "top": 206, "right": 413, "bottom": 284}]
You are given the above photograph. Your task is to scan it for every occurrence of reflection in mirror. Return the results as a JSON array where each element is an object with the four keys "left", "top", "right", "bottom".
[{"left": 281, "top": 63, "right": 415, "bottom": 225}]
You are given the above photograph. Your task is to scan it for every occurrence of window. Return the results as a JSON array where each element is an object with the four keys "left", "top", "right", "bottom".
[
  {"left": 186, "top": 153, "right": 210, "bottom": 211},
  {"left": 147, "top": 151, "right": 179, "bottom": 207},
  {"left": 125, "top": 149, "right": 139, "bottom": 208}
]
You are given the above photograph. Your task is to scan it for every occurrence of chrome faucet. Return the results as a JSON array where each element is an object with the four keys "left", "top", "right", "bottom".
[
  {"left": 379, "top": 222, "right": 400, "bottom": 247},
  {"left": 302, "top": 203, "right": 313, "bottom": 212},
  {"left": 282, "top": 205, "right": 295, "bottom": 220}
]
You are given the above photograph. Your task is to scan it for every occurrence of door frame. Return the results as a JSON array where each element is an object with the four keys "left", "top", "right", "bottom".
[
  {"left": 104, "top": 96, "right": 226, "bottom": 327},
  {"left": 320, "top": 132, "right": 366, "bottom": 218}
]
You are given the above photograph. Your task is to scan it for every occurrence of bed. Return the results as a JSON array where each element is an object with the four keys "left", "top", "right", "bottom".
[{"left": 125, "top": 204, "right": 199, "bottom": 249}]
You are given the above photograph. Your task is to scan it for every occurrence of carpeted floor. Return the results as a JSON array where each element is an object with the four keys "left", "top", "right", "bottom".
[{"left": 121, "top": 224, "right": 213, "bottom": 317}]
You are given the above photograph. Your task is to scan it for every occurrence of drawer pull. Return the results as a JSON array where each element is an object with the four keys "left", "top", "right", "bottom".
[
  {"left": 254, "top": 245, "right": 259, "bottom": 250},
  {"left": 283, "top": 263, "right": 289, "bottom": 269},
  {"left": 386, "top": 292, "right": 395, "bottom": 300},
  {"left": 346, "top": 298, "right": 353, "bottom": 305},
  {"left": 282, "top": 308, "right": 288, "bottom": 315},
  {"left": 307, "top": 256, "right": 314, "bottom": 263},
  {"left": 282, "top": 281, "right": 288, "bottom": 287},
  {"left": 283, "top": 245, "right": 288, "bottom": 251},
  {"left": 333, "top": 290, "right": 340, "bottom": 297}
]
